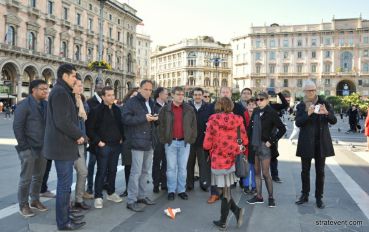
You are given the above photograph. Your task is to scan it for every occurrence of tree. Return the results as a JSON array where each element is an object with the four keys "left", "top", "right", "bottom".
[{"left": 341, "top": 93, "right": 369, "bottom": 112}]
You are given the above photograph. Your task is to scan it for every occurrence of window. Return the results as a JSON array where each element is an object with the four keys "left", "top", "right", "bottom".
[
  {"left": 109, "top": 14, "right": 112, "bottom": 21},
  {"left": 63, "top": 7, "right": 68, "bottom": 20},
  {"left": 30, "top": 0, "right": 36, "bottom": 8},
  {"left": 6, "top": 25, "right": 16, "bottom": 46},
  {"left": 47, "top": 1, "right": 53, "bottom": 15},
  {"left": 311, "top": 64, "right": 317, "bottom": 73},
  {"left": 283, "top": 52, "right": 288, "bottom": 59},
  {"left": 325, "top": 38, "right": 331, "bottom": 45},
  {"left": 61, "top": 41, "right": 67, "bottom": 57},
  {"left": 312, "top": 38, "right": 317, "bottom": 46},
  {"left": 269, "top": 51, "right": 275, "bottom": 60},
  {"left": 88, "top": 18, "right": 93, "bottom": 32},
  {"left": 255, "top": 52, "right": 261, "bottom": 60},
  {"left": 297, "top": 64, "right": 303, "bottom": 73},
  {"left": 255, "top": 40, "right": 261, "bottom": 48},
  {"left": 339, "top": 38, "right": 344, "bottom": 46},
  {"left": 255, "top": 79, "right": 261, "bottom": 87},
  {"left": 75, "top": 45, "right": 80, "bottom": 60},
  {"left": 297, "top": 39, "right": 302, "bottom": 47},
  {"left": 76, "top": 13, "right": 81, "bottom": 26},
  {"left": 324, "top": 79, "right": 331, "bottom": 86},
  {"left": 270, "top": 40, "right": 275, "bottom": 48},
  {"left": 283, "top": 39, "right": 289, "bottom": 47},
  {"left": 107, "top": 54, "right": 111, "bottom": 63},
  {"left": 45, "top": 37, "right": 52, "bottom": 54},
  {"left": 256, "top": 64, "right": 261, "bottom": 74},
  {"left": 297, "top": 79, "right": 303, "bottom": 87},
  {"left": 363, "top": 63, "right": 369, "bottom": 72},
  {"left": 269, "top": 64, "right": 275, "bottom": 74},
  {"left": 364, "top": 50, "right": 369, "bottom": 57},
  {"left": 87, "top": 48, "right": 93, "bottom": 60},
  {"left": 28, "top": 31, "right": 36, "bottom": 50},
  {"left": 283, "top": 79, "right": 288, "bottom": 87},
  {"left": 312, "top": 51, "right": 316, "bottom": 58},
  {"left": 127, "top": 53, "right": 132, "bottom": 72},
  {"left": 297, "top": 51, "right": 302, "bottom": 59},
  {"left": 109, "top": 27, "right": 112, "bottom": 39},
  {"left": 324, "top": 51, "right": 331, "bottom": 58},
  {"left": 358, "top": 80, "right": 363, "bottom": 86},
  {"left": 118, "top": 19, "right": 121, "bottom": 25},
  {"left": 324, "top": 64, "right": 331, "bottom": 73},
  {"left": 117, "top": 31, "right": 121, "bottom": 42},
  {"left": 89, "top": 3, "right": 92, "bottom": 11},
  {"left": 269, "top": 79, "right": 275, "bottom": 87},
  {"left": 77, "top": 0, "right": 81, "bottom": 5},
  {"left": 283, "top": 64, "right": 289, "bottom": 73},
  {"left": 364, "top": 37, "right": 369, "bottom": 44}
]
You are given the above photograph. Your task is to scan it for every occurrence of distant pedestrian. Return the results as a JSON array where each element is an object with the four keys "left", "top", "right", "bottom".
[
  {"left": 5, "top": 104, "right": 11, "bottom": 119},
  {"left": 347, "top": 105, "right": 359, "bottom": 133}
]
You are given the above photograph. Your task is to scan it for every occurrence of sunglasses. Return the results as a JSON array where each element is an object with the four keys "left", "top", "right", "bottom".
[
  {"left": 203, "top": 96, "right": 209, "bottom": 98},
  {"left": 256, "top": 98, "right": 265, "bottom": 102}
]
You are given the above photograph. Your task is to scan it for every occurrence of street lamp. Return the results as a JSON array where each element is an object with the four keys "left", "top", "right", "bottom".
[
  {"left": 97, "top": 0, "right": 108, "bottom": 85},
  {"left": 210, "top": 57, "right": 223, "bottom": 99}
]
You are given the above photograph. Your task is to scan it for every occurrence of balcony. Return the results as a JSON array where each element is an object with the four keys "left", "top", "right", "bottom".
[
  {"left": 73, "top": 25, "right": 84, "bottom": 33},
  {"left": 45, "top": 14, "right": 57, "bottom": 24},
  {"left": 5, "top": 0, "right": 20, "bottom": 9},
  {"left": 61, "top": 20, "right": 71, "bottom": 28},
  {"left": 86, "top": 30, "right": 95, "bottom": 37},
  {"left": 27, "top": 7, "right": 41, "bottom": 17}
]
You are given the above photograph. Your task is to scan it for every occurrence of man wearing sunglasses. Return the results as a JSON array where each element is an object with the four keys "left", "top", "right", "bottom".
[{"left": 203, "top": 90, "right": 211, "bottom": 103}]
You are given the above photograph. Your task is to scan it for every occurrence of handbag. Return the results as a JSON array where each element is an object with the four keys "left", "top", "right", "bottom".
[{"left": 235, "top": 126, "right": 249, "bottom": 178}]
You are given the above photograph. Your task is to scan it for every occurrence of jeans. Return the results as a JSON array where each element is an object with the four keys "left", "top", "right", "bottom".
[
  {"left": 54, "top": 160, "right": 74, "bottom": 229},
  {"left": 152, "top": 143, "right": 167, "bottom": 188},
  {"left": 301, "top": 156, "right": 326, "bottom": 198},
  {"left": 165, "top": 141, "right": 191, "bottom": 193},
  {"left": 41, "top": 159, "right": 52, "bottom": 193},
  {"left": 94, "top": 145, "right": 121, "bottom": 198},
  {"left": 87, "top": 151, "right": 96, "bottom": 193},
  {"left": 127, "top": 149, "right": 153, "bottom": 204},
  {"left": 242, "top": 163, "right": 256, "bottom": 188},
  {"left": 74, "top": 145, "right": 88, "bottom": 203},
  {"left": 187, "top": 145, "right": 210, "bottom": 189},
  {"left": 17, "top": 149, "right": 47, "bottom": 208}
]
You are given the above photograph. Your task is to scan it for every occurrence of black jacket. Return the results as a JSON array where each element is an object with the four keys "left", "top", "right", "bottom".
[
  {"left": 190, "top": 101, "right": 211, "bottom": 147},
  {"left": 13, "top": 95, "right": 47, "bottom": 153},
  {"left": 43, "top": 79, "right": 83, "bottom": 161},
  {"left": 86, "top": 103, "right": 124, "bottom": 148},
  {"left": 122, "top": 93, "right": 157, "bottom": 151},
  {"left": 270, "top": 92, "right": 289, "bottom": 117},
  {"left": 207, "top": 100, "right": 247, "bottom": 130},
  {"left": 87, "top": 95, "right": 101, "bottom": 110},
  {"left": 295, "top": 97, "right": 337, "bottom": 158}
]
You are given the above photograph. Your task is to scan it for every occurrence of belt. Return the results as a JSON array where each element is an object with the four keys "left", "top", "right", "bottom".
[{"left": 173, "top": 138, "right": 184, "bottom": 141}]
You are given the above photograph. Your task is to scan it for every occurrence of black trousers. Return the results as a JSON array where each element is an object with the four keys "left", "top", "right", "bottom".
[
  {"left": 41, "top": 159, "right": 52, "bottom": 193},
  {"left": 152, "top": 143, "right": 167, "bottom": 188},
  {"left": 300, "top": 156, "right": 326, "bottom": 198},
  {"left": 187, "top": 145, "right": 211, "bottom": 189}
]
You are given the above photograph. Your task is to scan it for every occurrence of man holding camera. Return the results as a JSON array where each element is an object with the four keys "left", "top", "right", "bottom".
[{"left": 295, "top": 80, "right": 337, "bottom": 209}]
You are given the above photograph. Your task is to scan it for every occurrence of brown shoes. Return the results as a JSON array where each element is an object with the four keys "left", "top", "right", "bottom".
[
  {"left": 82, "top": 192, "right": 94, "bottom": 199},
  {"left": 207, "top": 195, "right": 220, "bottom": 204},
  {"left": 19, "top": 204, "right": 35, "bottom": 217},
  {"left": 30, "top": 200, "right": 48, "bottom": 212}
]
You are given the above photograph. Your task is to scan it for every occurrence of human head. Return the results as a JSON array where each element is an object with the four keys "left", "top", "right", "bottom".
[
  {"left": 101, "top": 86, "right": 115, "bottom": 106},
  {"left": 193, "top": 87, "right": 204, "bottom": 104},
  {"left": 139, "top": 79, "right": 153, "bottom": 100},
  {"left": 122, "top": 87, "right": 138, "bottom": 103},
  {"left": 256, "top": 92, "right": 269, "bottom": 109},
  {"left": 154, "top": 87, "right": 168, "bottom": 102},
  {"left": 94, "top": 81, "right": 104, "bottom": 97},
  {"left": 171, "top": 86, "right": 185, "bottom": 105},
  {"left": 303, "top": 79, "right": 317, "bottom": 101},
  {"left": 73, "top": 76, "right": 83, "bottom": 95},
  {"left": 215, "top": 97, "right": 234, "bottom": 113},
  {"left": 57, "top": 64, "right": 77, "bottom": 89},
  {"left": 29, "top": 79, "right": 48, "bottom": 101},
  {"left": 219, "top": 86, "right": 232, "bottom": 99},
  {"left": 247, "top": 97, "right": 257, "bottom": 114},
  {"left": 203, "top": 90, "right": 211, "bottom": 103},
  {"left": 241, "top": 88, "right": 252, "bottom": 101}
]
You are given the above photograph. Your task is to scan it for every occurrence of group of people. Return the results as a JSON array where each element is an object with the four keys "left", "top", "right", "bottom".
[{"left": 13, "top": 63, "right": 343, "bottom": 230}]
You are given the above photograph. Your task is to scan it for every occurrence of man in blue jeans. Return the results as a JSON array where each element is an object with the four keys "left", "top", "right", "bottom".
[
  {"left": 158, "top": 86, "right": 197, "bottom": 201},
  {"left": 86, "top": 86, "right": 124, "bottom": 209},
  {"left": 43, "top": 64, "right": 86, "bottom": 230}
]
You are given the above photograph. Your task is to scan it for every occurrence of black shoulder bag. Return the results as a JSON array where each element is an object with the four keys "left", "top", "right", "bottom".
[{"left": 235, "top": 126, "right": 249, "bottom": 178}]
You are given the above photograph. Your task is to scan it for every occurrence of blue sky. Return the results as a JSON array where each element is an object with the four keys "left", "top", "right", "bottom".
[{"left": 120, "top": 0, "right": 367, "bottom": 47}]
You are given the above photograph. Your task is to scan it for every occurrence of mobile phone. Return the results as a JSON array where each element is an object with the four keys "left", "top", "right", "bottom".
[
  {"left": 314, "top": 105, "right": 320, "bottom": 113},
  {"left": 152, "top": 114, "right": 158, "bottom": 117}
]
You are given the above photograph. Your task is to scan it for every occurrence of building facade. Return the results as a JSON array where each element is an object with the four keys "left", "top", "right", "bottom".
[
  {"left": 232, "top": 17, "right": 369, "bottom": 99},
  {"left": 150, "top": 36, "right": 232, "bottom": 96},
  {"left": 135, "top": 33, "right": 151, "bottom": 86},
  {"left": 0, "top": 0, "right": 142, "bottom": 103}
]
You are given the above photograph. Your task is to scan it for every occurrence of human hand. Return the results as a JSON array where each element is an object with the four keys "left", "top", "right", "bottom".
[
  {"left": 98, "top": 141, "right": 106, "bottom": 147},
  {"left": 265, "top": 141, "right": 271, "bottom": 148},
  {"left": 308, "top": 105, "right": 315, "bottom": 116},
  {"left": 319, "top": 104, "right": 329, "bottom": 115},
  {"left": 76, "top": 137, "right": 85, "bottom": 145}
]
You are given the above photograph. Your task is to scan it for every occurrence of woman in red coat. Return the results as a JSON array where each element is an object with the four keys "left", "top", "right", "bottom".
[
  {"left": 203, "top": 97, "right": 248, "bottom": 230},
  {"left": 365, "top": 109, "right": 369, "bottom": 151}
]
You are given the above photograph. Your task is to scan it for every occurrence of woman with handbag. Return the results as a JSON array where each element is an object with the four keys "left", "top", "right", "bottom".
[
  {"left": 247, "top": 92, "right": 286, "bottom": 207},
  {"left": 203, "top": 97, "right": 248, "bottom": 230}
]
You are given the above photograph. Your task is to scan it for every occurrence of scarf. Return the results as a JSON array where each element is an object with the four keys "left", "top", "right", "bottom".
[
  {"left": 251, "top": 108, "right": 263, "bottom": 152},
  {"left": 75, "top": 94, "right": 87, "bottom": 121},
  {"left": 303, "top": 95, "right": 318, "bottom": 112}
]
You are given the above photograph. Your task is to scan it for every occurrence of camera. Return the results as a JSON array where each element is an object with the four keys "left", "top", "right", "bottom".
[{"left": 314, "top": 105, "right": 320, "bottom": 114}]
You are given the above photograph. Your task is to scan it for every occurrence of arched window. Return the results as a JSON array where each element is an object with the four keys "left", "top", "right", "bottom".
[
  {"left": 130, "top": 34, "right": 133, "bottom": 46},
  {"left": 221, "top": 79, "right": 228, "bottom": 87},
  {"left": 45, "top": 37, "right": 52, "bottom": 54},
  {"left": 108, "top": 54, "right": 112, "bottom": 64},
  {"left": 213, "top": 78, "right": 219, "bottom": 87},
  {"left": 87, "top": 48, "right": 93, "bottom": 61},
  {"left": 7, "top": 26, "right": 15, "bottom": 46},
  {"left": 127, "top": 53, "right": 132, "bottom": 72},
  {"left": 116, "top": 57, "right": 121, "bottom": 69},
  {"left": 75, "top": 45, "right": 80, "bottom": 61},
  {"left": 127, "top": 33, "right": 130, "bottom": 46},
  {"left": 61, "top": 41, "right": 67, "bottom": 57},
  {"left": 204, "top": 78, "right": 210, "bottom": 86},
  {"left": 28, "top": 32, "right": 36, "bottom": 50}
]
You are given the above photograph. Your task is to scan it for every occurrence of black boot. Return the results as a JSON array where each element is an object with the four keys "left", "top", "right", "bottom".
[
  {"left": 316, "top": 198, "right": 325, "bottom": 209},
  {"left": 295, "top": 194, "right": 309, "bottom": 205},
  {"left": 213, "top": 198, "right": 229, "bottom": 230},
  {"left": 229, "top": 199, "right": 244, "bottom": 228}
]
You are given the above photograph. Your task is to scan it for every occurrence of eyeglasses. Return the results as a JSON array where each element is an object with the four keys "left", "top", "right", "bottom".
[
  {"left": 37, "top": 88, "right": 49, "bottom": 91},
  {"left": 304, "top": 89, "right": 316, "bottom": 93},
  {"left": 203, "top": 96, "right": 209, "bottom": 98},
  {"left": 256, "top": 98, "right": 265, "bottom": 102}
]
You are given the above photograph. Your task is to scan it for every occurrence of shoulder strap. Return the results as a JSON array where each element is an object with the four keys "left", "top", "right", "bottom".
[{"left": 237, "top": 126, "right": 242, "bottom": 145}]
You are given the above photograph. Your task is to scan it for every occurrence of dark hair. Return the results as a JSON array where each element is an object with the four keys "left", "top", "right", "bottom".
[
  {"left": 241, "top": 88, "right": 252, "bottom": 95},
  {"left": 193, "top": 87, "right": 204, "bottom": 94},
  {"left": 101, "top": 86, "right": 114, "bottom": 96},
  {"left": 122, "top": 87, "right": 139, "bottom": 103},
  {"left": 76, "top": 75, "right": 82, "bottom": 81},
  {"left": 29, "top": 79, "right": 47, "bottom": 94},
  {"left": 140, "top": 79, "right": 153, "bottom": 87},
  {"left": 171, "top": 86, "right": 184, "bottom": 94},
  {"left": 215, "top": 97, "right": 234, "bottom": 113},
  {"left": 80, "top": 94, "right": 86, "bottom": 103},
  {"left": 247, "top": 97, "right": 256, "bottom": 104},
  {"left": 257, "top": 91, "right": 269, "bottom": 99},
  {"left": 57, "top": 64, "right": 76, "bottom": 79},
  {"left": 154, "top": 87, "right": 167, "bottom": 99}
]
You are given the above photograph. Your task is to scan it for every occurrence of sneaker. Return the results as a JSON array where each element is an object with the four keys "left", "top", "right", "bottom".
[
  {"left": 247, "top": 196, "right": 264, "bottom": 204},
  {"left": 243, "top": 187, "right": 251, "bottom": 195},
  {"left": 19, "top": 204, "right": 35, "bottom": 217},
  {"left": 94, "top": 198, "right": 103, "bottom": 209},
  {"left": 127, "top": 202, "right": 144, "bottom": 212},
  {"left": 107, "top": 193, "right": 123, "bottom": 203},
  {"left": 137, "top": 197, "right": 156, "bottom": 205},
  {"left": 272, "top": 177, "right": 283, "bottom": 183},
  {"left": 168, "top": 192, "right": 175, "bottom": 201},
  {"left": 82, "top": 192, "right": 94, "bottom": 199},
  {"left": 119, "top": 190, "right": 128, "bottom": 197},
  {"left": 30, "top": 200, "right": 48, "bottom": 212},
  {"left": 268, "top": 198, "right": 276, "bottom": 208},
  {"left": 39, "top": 191, "right": 56, "bottom": 198}
]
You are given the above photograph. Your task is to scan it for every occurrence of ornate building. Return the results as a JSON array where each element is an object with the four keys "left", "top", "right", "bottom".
[
  {"left": 150, "top": 36, "right": 232, "bottom": 96},
  {"left": 135, "top": 33, "right": 151, "bottom": 86},
  {"left": 0, "top": 0, "right": 142, "bottom": 103},
  {"left": 232, "top": 17, "right": 369, "bottom": 99}
]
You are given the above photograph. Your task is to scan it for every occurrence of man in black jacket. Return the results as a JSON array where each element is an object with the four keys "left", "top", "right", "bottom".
[
  {"left": 295, "top": 80, "right": 337, "bottom": 209},
  {"left": 187, "top": 87, "right": 211, "bottom": 192},
  {"left": 13, "top": 79, "right": 49, "bottom": 217},
  {"left": 122, "top": 80, "right": 158, "bottom": 212},
  {"left": 87, "top": 86, "right": 124, "bottom": 209},
  {"left": 43, "top": 64, "right": 86, "bottom": 230}
]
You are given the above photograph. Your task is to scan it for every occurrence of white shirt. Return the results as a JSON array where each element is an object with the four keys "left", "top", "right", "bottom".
[
  {"left": 94, "top": 92, "right": 102, "bottom": 103},
  {"left": 194, "top": 102, "right": 202, "bottom": 111},
  {"left": 145, "top": 101, "right": 151, "bottom": 114}
]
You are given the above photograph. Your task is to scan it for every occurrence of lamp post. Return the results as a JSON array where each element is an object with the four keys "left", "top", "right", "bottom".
[
  {"left": 97, "top": 0, "right": 107, "bottom": 85},
  {"left": 210, "top": 57, "right": 223, "bottom": 99}
]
